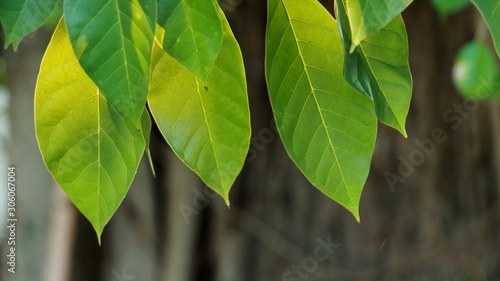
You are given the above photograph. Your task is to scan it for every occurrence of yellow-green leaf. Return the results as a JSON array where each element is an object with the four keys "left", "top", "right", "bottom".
[
  {"left": 35, "top": 19, "right": 146, "bottom": 242},
  {"left": 148, "top": 11, "right": 250, "bottom": 204}
]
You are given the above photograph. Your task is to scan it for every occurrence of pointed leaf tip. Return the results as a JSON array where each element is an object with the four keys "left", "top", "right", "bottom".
[
  {"left": 35, "top": 19, "right": 146, "bottom": 243},
  {"left": 337, "top": 1, "right": 412, "bottom": 136},
  {"left": 266, "top": 0, "right": 377, "bottom": 216},
  {"left": 148, "top": 10, "right": 250, "bottom": 204}
]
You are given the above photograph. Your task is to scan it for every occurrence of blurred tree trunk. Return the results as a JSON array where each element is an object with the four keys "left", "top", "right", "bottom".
[{"left": 1, "top": 29, "right": 55, "bottom": 281}]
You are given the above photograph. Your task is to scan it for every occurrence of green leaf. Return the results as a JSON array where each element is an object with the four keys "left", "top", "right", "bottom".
[
  {"left": 157, "top": 0, "right": 223, "bottom": 83},
  {"left": 336, "top": 0, "right": 412, "bottom": 136},
  {"left": 148, "top": 11, "right": 250, "bottom": 204},
  {"left": 64, "top": 0, "right": 156, "bottom": 124},
  {"left": 340, "top": 0, "right": 412, "bottom": 50},
  {"left": 430, "top": 0, "right": 469, "bottom": 16},
  {"left": 140, "top": 108, "right": 152, "bottom": 149},
  {"left": 266, "top": 0, "right": 377, "bottom": 220},
  {"left": 35, "top": 19, "right": 146, "bottom": 242},
  {"left": 471, "top": 0, "right": 500, "bottom": 57},
  {"left": 140, "top": 108, "right": 156, "bottom": 177},
  {"left": 0, "top": 0, "right": 57, "bottom": 49},
  {"left": 452, "top": 40, "right": 498, "bottom": 99},
  {"left": 44, "top": 1, "right": 65, "bottom": 29}
]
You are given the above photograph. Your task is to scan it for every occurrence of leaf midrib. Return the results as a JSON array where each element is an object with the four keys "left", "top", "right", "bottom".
[
  {"left": 196, "top": 78, "right": 225, "bottom": 192},
  {"left": 280, "top": 0, "right": 353, "bottom": 204},
  {"left": 357, "top": 27, "right": 406, "bottom": 131},
  {"left": 184, "top": 0, "right": 203, "bottom": 68},
  {"left": 96, "top": 88, "right": 102, "bottom": 233},
  {"left": 112, "top": 0, "right": 135, "bottom": 119},
  {"left": 168, "top": 0, "right": 216, "bottom": 74}
]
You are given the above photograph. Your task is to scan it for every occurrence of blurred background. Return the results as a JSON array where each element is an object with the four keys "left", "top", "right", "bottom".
[{"left": 0, "top": 0, "right": 499, "bottom": 280}]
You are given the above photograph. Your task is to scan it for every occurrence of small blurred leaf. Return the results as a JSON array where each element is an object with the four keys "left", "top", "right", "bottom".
[
  {"left": 430, "top": 0, "right": 469, "bottom": 17},
  {"left": 43, "top": 1, "right": 64, "bottom": 30},
  {"left": 140, "top": 108, "right": 155, "bottom": 177},
  {"left": 452, "top": 41, "right": 498, "bottom": 99}
]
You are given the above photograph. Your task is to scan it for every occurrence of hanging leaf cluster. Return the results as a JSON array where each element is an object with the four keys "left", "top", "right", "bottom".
[{"left": 1, "top": 0, "right": 499, "bottom": 241}]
